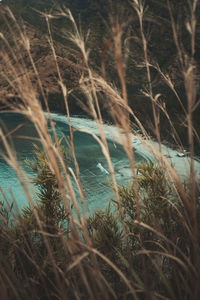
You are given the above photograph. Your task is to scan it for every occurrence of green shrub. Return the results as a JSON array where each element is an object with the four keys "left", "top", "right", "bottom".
[
  {"left": 24, "top": 143, "right": 68, "bottom": 233},
  {"left": 87, "top": 162, "right": 200, "bottom": 299}
]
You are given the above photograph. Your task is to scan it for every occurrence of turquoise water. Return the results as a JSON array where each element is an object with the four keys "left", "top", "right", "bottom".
[{"left": 0, "top": 113, "right": 146, "bottom": 213}]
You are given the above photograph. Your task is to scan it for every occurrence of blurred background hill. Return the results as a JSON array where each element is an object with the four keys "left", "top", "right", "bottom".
[{"left": 0, "top": 0, "right": 200, "bottom": 151}]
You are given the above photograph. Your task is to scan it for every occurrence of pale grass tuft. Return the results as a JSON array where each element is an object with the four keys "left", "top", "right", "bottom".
[{"left": 0, "top": 2, "right": 199, "bottom": 299}]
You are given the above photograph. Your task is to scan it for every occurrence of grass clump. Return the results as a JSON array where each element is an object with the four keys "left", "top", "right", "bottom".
[
  {"left": 88, "top": 162, "right": 200, "bottom": 299},
  {"left": 0, "top": 0, "right": 200, "bottom": 299},
  {"left": 1, "top": 147, "right": 199, "bottom": 299}
]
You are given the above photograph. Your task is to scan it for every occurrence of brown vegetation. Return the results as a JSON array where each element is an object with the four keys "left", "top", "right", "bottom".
[{"left": 0, "top": 1, "right": 200, "bottom": 299}]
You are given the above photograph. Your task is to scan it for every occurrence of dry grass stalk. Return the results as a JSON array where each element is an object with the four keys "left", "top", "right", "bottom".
[{"left": 0, "top": 1, "right": 199, "bottom": 299}]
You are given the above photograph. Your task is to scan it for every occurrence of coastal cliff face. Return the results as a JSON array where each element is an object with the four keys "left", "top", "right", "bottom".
[{"left": 0, "top": 0, "right": 200, "bottom": 149}]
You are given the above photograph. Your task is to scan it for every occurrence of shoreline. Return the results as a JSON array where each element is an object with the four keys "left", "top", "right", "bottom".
[{"left": 47, "top": 112, "right": 200, "bottom": 182}]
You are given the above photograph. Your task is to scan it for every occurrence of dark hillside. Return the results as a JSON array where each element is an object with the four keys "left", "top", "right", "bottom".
[{"left": 0, "top": 0, "right": 200, "bottom": 150}]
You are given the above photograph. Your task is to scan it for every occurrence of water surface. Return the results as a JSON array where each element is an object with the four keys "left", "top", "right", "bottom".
[{"left": 0, "top": 113, "right": 146, "bottom": 213}]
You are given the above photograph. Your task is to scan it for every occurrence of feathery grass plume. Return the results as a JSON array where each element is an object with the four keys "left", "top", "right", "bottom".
[{"left": 0, "top": 1, "right": 200, "bottom": 299}]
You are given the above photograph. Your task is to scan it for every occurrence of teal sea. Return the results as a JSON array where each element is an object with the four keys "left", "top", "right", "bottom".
[{"left": 0, "top": 113, "right": 146, "bottom": 213}]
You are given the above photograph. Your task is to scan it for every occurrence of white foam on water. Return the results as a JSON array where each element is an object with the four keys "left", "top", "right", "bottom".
[
  {"left": 97, "top": 162, "right": 109, "bottom": 175},
  {"left": 1, "top": 112, "right": 199, "bottom": 215},
  {"left": 47, "top": 112, "right": 200, "bottom": 181}
]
